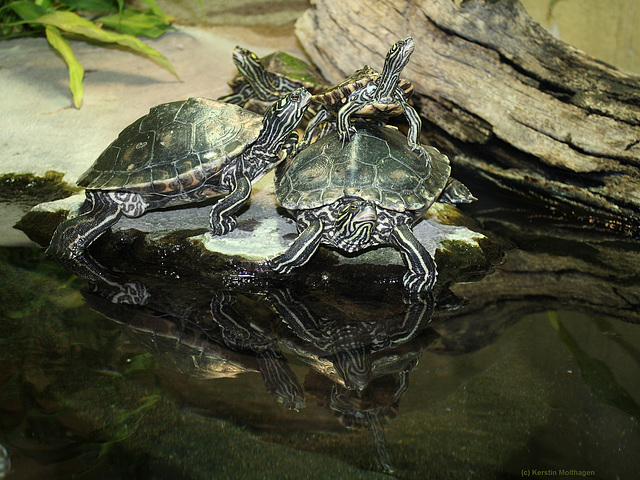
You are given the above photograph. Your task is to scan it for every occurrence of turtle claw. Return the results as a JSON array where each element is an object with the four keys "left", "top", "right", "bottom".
[
  {"left": 412, "top": 145, "right": 432, "bottom": 170},
  {"left": 267, "top": 255, "right": 293, "bottom": 274},
  {"left": 338, "top": 126, "right": 357, "bottom": 147},
  {"left": 402, "top": 271, "right": 435, "bottom": 293},
  {"left": 210, "top": 215, "right": 238, "bottom": 236}
]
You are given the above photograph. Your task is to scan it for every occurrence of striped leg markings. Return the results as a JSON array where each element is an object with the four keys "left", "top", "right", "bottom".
[
  {"left": 257, "top": 349, "right": 305, "bottom": 411},
  {"left": 269, "top": 289, "right": 324, "bottom": 343},
  {"left": 390, "top": 224, "right": 436, "bottom": 292},
  {"left": 209, "top": 174, "right": 252, "bottom": 236},
  {"left": 46, "top": 190, "right": 147, "bottom": 301},
  {"left": 210, "top": 291, "right": 252, "bottom": 340},
  {"left": 268, "top": 220, "right": 323, "bottom": 274},
  {"left": 402, "top": 102, "right": 429, "bottom": 161}
]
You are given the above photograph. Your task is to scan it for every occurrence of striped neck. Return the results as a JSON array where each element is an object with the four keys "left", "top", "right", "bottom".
[
  {"left": 233, "top": 47, "right": 277, "bottom": 100},
  {"left": 377, "top": 37, "right": 414, "bottom": 99}
]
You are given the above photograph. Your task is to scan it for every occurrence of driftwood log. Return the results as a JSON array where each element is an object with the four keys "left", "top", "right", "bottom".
[{"left": 295, "top": 0, "right": 640, "bottom": 233}]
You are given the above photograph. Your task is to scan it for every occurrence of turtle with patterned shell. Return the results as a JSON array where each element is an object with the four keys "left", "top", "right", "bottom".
[
  {"left": 268, "top": 122, "right": 475, "bottom": 293},
  {"left": 47, "top": 89, "right": 311, "bottom": 302},
  {"left": 219, "top": 46, "right": 327, "bottom": 114},
  {"left": 301, "top": 37, "right": 426, "bottom": 158}
]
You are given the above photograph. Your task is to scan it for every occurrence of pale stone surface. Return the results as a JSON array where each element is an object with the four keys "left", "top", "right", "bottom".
[
  {"left": 0, "top": 25, "right": 305, "bottom": 246},
  {"left": 0, "top": 25, "right": 305, "bottom": 181},
  {"left": 27, "top": 171, "right": 487, "bottom": 266}
]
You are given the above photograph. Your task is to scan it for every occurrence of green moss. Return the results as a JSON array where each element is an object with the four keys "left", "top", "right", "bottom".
[{"left": 0, "top": 171, "right": 80, "bottom": 204}]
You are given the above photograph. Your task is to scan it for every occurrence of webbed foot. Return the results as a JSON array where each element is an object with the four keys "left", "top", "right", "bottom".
[
  {"left": 391, "top": 224, "right": 437, "bottom": 293},
  {"left": 267, "top": 220, "right": 323, "bottom": 274},
  {"left": 267, "top": 254, "right": 295, "bottom": 274},
  {"left": 402, "top": 270, "right": 435, "bottom": 293},
  {"left": 338, "top": 125, "right": 357, "bottom": 147},
  {"left": 209, "top": 175, "right": 251, "bottom": 236},
  {"left": 210, "top": 213, "right": 238, "bottom": 236}
]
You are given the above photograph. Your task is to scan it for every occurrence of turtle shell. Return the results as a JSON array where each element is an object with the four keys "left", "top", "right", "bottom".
[
  {"left": 275, "top": 123, "right": 451, "bottom": 213},
  {"left": 313, "top": 66, "right": 414, "bottom": 108},
  {"left": 78, "top": 98, "right": 263, "bottom": 194}
]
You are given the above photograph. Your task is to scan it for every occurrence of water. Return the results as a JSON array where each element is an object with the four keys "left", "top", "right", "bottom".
[{"left": 1, "top": 178, "right": 640, "bottom": 479}]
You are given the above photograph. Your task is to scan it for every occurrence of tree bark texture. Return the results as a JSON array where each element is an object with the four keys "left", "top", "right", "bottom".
[{"left": 295, "top": 0, "right": 640, "bottom": 230}]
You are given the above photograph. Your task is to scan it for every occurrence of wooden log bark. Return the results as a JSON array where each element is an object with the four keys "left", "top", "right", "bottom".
[{"left": 295, "top": 0, "right": 640, "bottom": 231}]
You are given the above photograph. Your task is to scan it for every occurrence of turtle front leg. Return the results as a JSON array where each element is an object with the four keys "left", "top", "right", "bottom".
[
  {"left": 268, "top": 220, "right": 323, "bottom": 274},
  {"left": 402, "top": 101, "right": 430, "bottom": 162},
  {"left": 217, "top": 83, "right": 254, "bottom": 106},
  {"left": 46, "top": 190, "right": 148, "bottom": 304},
  {"left": 390, "top": 223, "right": 436, "bottom": 292},
  {"left": 209, "top": 174, "right": 251, "bottom": 236},
  {"left": 301, "top": 108, "right": 331, "bottom": 149},
  {"left": 210, "top": 290, "right": 252, "bottom": 340},
  {"left": 336, "top": 100, "right": 367, "bottom": 145},
  {"left": 256, "top": 348, "right": 306, "bottom": 411}
]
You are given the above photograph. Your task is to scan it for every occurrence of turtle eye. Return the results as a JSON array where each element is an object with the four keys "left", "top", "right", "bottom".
[{"left": 290, "top": 93, "right": 299, "bottom": 101}]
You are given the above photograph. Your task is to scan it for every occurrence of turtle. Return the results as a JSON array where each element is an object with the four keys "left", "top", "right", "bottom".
[
  {"left": 84, "top": 284, "right": 305, "bottom": 411},
  {"left": 300, "top": 37, "right": 426, "bottom": 158},
  {"left": 268, "top": 122, "right": 475, "bottom": 293},
  {"left": 47, "top": 88, "right": 311, "bottom": 301},
  {"left": 218, "top": 46, "right": 327, "bottom": 114},
  {"left": 270, "top": 288, "right": 435, "bottom": 392}
]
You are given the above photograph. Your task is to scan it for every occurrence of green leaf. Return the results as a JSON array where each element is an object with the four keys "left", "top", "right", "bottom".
[
  {"left": 34, "top": 0, "right": 56, "bottom": 8},
  {"left": 9, "top": 1, "right": 49, "bottom": 21},
  {"left": 30, "top": 11, "right": 179, "bottom": 80},
  {"left": 97, "top": 10, "right": 170, "bottom": 39},
  {"left": 58, "top": 0, "right": 118, "bottom": 13},
  {"left": 135, "top": 0, "right": 167, "bottom": 20},
  {"left": 45, "top": 25, "right": 84, "bottom": 108}
]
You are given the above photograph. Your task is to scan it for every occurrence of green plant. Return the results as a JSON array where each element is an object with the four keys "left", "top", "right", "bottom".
[{"left": 0, "top": 0, "right": 181, "bottom": 108}]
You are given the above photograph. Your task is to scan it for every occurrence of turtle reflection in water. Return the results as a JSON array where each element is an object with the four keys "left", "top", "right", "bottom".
[
  {"left": 83, "top": 286, "right": 304, "bottom": 411},
  {"left": 269, "top": 122, "right": 475, "bottom": 292},
  {"left": 270, "top": 288, "right": 438, "bottom": 474},
  {"left": 47, "top": 89, "right": 311, "bottom": 303}
]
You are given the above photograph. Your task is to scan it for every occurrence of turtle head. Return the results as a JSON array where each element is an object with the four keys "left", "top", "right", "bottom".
[
  {"left": 233, "top": 46, "right": 277, "bottom": 101},
  {"left": 335, "top": 199, "right": 377, "bottom": 248},
  {"left": 257, "top": 88, "right": 311, "bottom": 155},
  {"left": 377, "top": 37, "right": 415, "bottom": 99}
]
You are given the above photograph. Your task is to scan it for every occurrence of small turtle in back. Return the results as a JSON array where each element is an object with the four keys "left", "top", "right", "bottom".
[
  {"left": 218, "top": 46, "right": 327, "bottom": 114},
  {"left": 301, "top": 37, "right": 426, "bottom": 158},
  {"left": 47, "top": 89, "right": 311, "bottom": 302},
  {"left": 268, "top": 122, "right": 475, "bottom": 293}
]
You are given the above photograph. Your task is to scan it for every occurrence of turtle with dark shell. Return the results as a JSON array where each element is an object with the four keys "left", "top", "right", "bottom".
[
  {"left": 47, "top": 89, "right": 311, "bottom": 301},
  {"left": 301, "top": 37, "right": 426, "bottom": 158},
  {"left": 268, "top": 122, "right": 475, "bottom": 293},
  {"left": 219, "top": 46, "right": 327, "bottom": 114}
]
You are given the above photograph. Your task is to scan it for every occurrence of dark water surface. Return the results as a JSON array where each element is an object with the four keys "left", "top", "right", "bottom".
[
  {"left": 1, "top": 241, "right": 639, "bottom": 479},
  {"left": 2, "top": 173, "right": 640, "bottom": 479}
]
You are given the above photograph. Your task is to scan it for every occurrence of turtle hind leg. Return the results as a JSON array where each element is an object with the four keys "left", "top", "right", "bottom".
[
  {"left": 390, "top": 224, "right": 436, "bottom": 292},
  {"left": 46, "top": 190, "right": 147, "bottom": 304},
  {"left": 439, "top": 178, "right": 477, "bottom": 205}
]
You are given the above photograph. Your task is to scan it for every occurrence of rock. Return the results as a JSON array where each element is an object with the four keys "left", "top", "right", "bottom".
[{"left": 15, "top": 171, "right": 503, "bottom": 291}]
